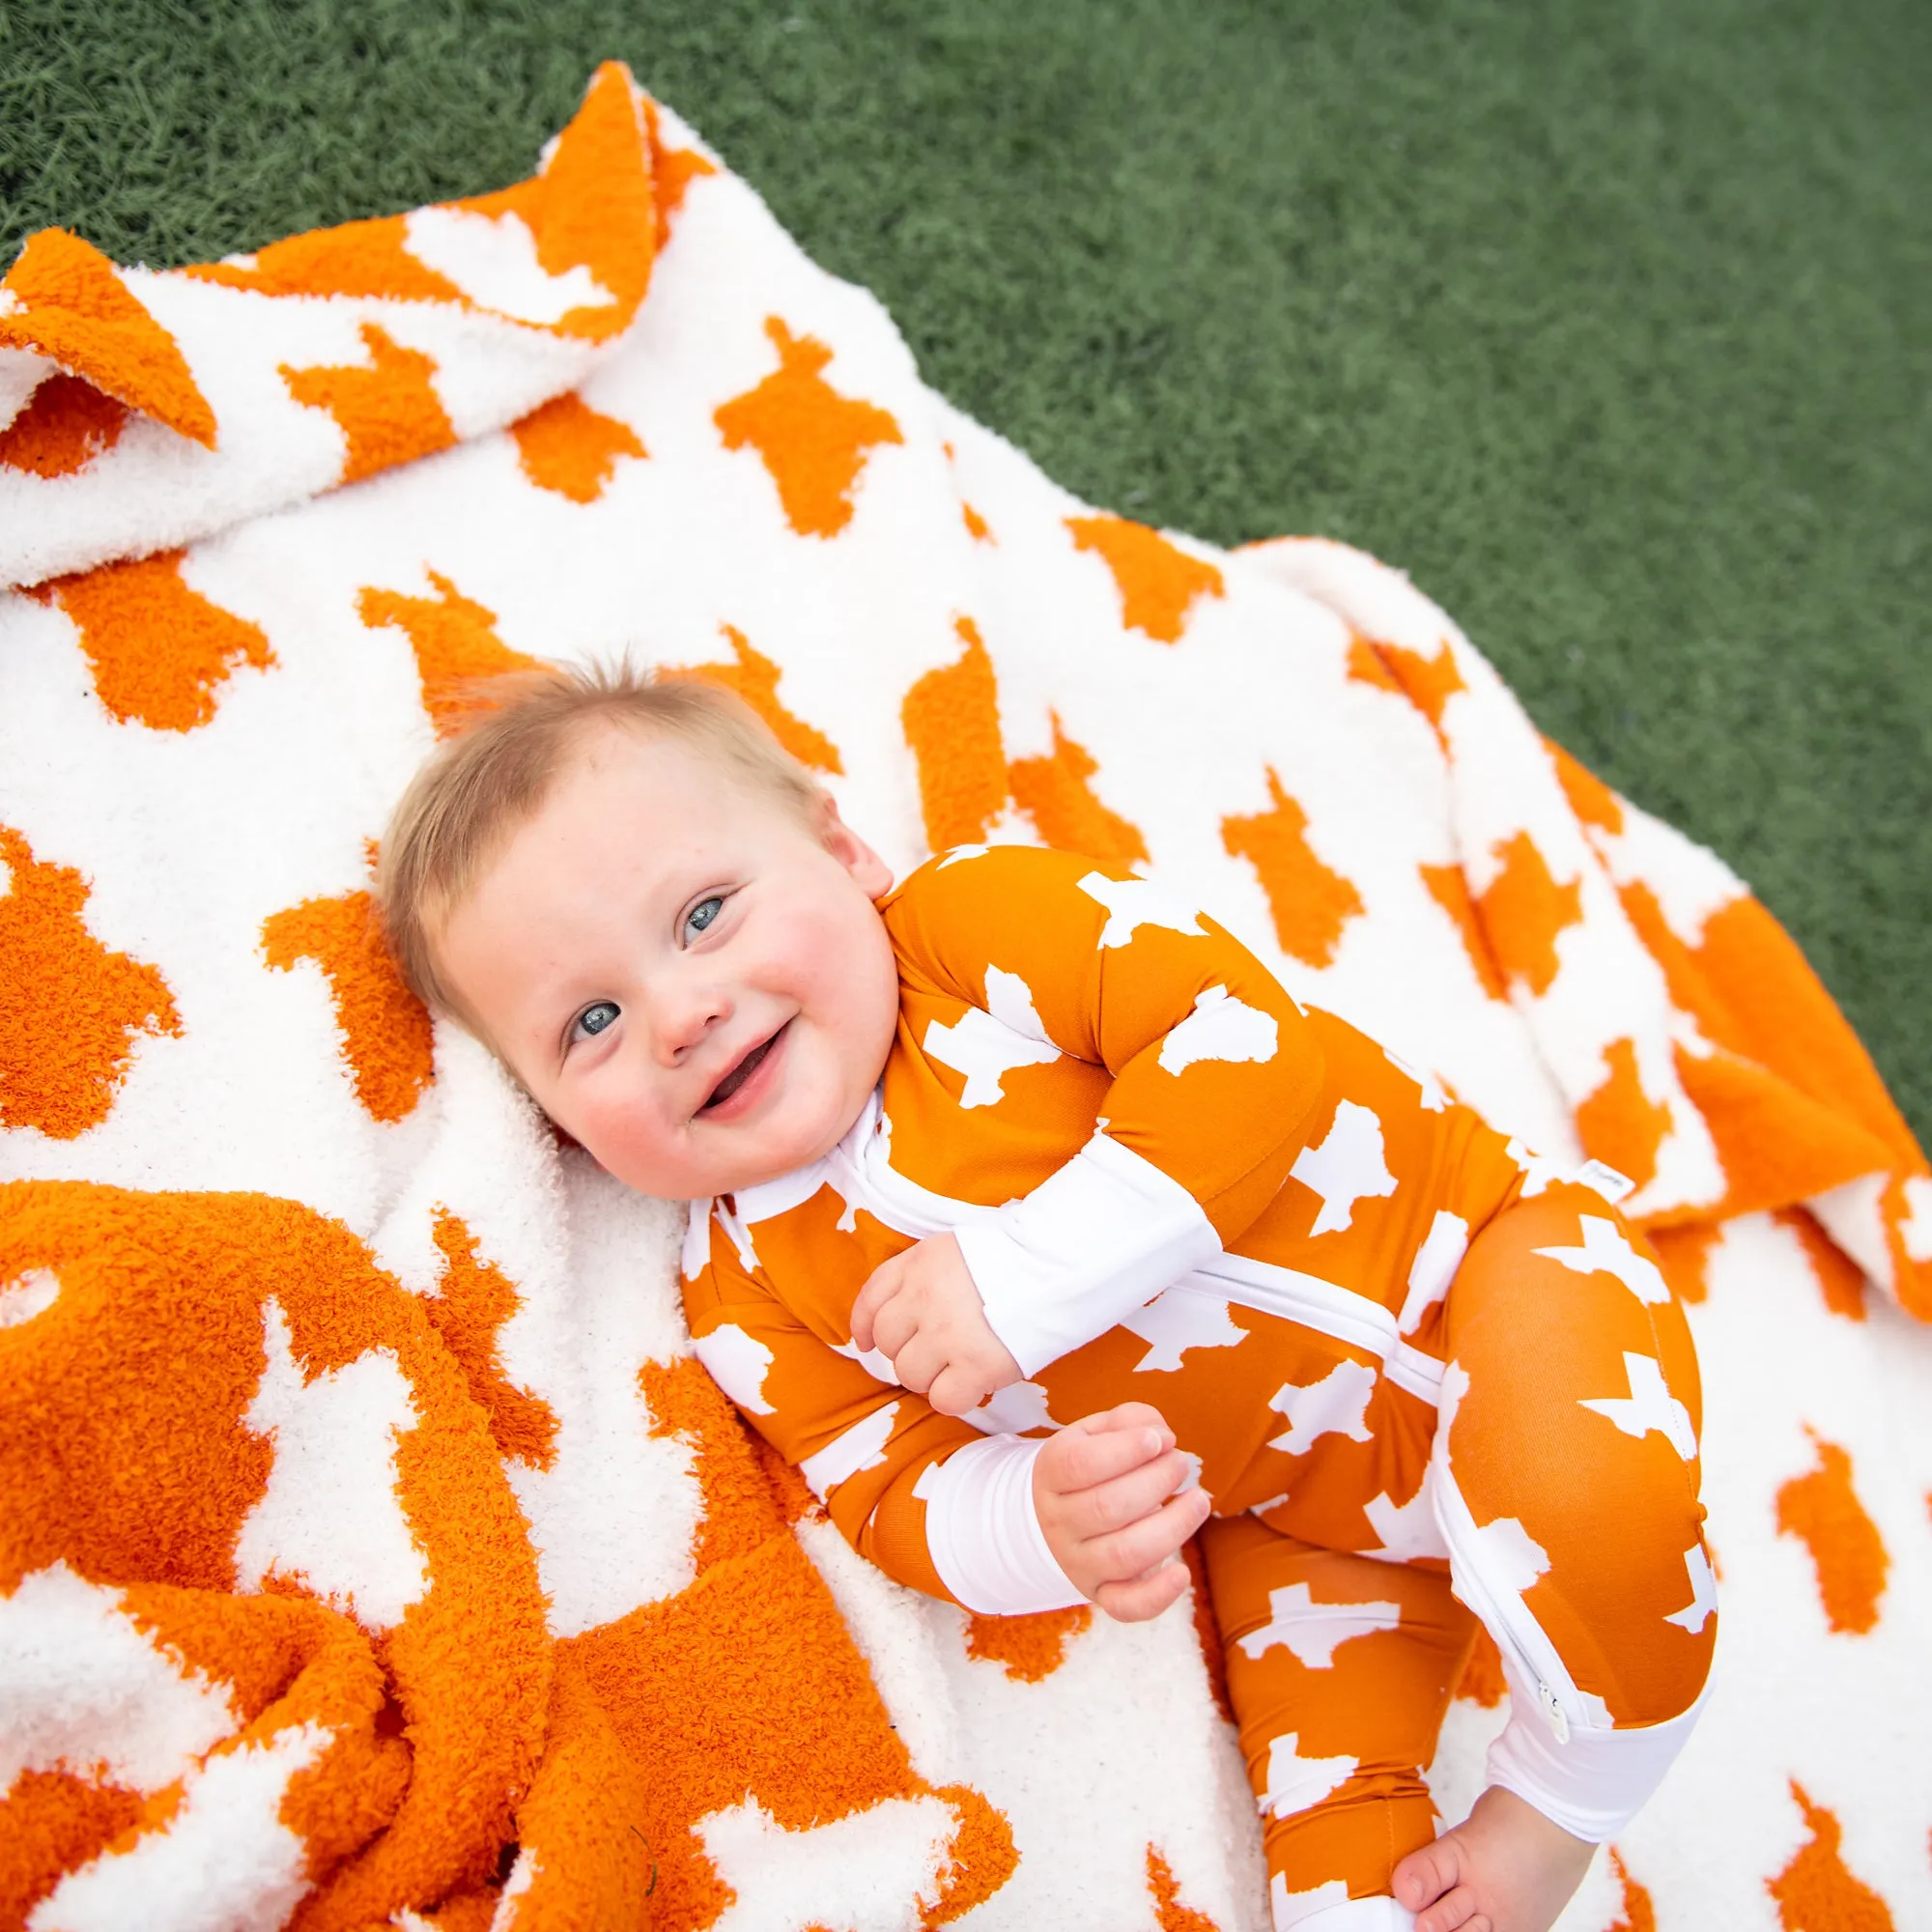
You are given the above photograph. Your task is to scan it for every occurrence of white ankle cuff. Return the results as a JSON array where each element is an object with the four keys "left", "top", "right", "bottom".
[
  {"left": 1485, "top": 1681, "right": 1710, "bottom": 1842},
  {"left": 1270, "top": 1875, "right": 1416, "bottom": 1931}
]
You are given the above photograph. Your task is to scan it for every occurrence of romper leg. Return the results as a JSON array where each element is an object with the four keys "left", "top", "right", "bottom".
[
  {"left": 1202, "top": 1513, "right": 1474, "bottom": 1930},
  {"left": 1435, "top": 1180, "right": 1717, "bottom": 1840}
]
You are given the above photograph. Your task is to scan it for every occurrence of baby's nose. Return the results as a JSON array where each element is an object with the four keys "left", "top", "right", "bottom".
[{"left": 651, "top": 982, "right": 729, "bottom": 1060}]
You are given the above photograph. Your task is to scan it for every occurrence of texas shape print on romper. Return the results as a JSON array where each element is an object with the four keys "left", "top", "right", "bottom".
[{"left": 677, "top": 846, "right": 1717, "bottom": 1925}]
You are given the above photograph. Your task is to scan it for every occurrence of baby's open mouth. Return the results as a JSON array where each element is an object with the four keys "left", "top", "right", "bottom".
[{"left": 702, "top": 1025, "right": 785, "bottom": 1112}]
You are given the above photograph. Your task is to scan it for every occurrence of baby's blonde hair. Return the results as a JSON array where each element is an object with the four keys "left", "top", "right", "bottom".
[{"left": 377, "top": 660, "right": 824, "bottom": 1020}]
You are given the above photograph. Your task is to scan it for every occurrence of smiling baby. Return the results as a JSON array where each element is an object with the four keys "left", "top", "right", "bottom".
[{"left": 378, "top": 663, "right": 1717, "bottom": 1932}]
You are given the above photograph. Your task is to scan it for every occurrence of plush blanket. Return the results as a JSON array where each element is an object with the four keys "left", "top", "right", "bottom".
[{"left": 3, "top": 63, "right": 1929, "bottom": 1932}]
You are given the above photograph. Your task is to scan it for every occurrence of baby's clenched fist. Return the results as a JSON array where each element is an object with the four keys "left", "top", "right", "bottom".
[
  {"left": 849, "top": 1234, "right": 1022, "bottom": 1416},
  {"left": 1033, "top": 1405, "right": 1212, "bottom": 1622}
]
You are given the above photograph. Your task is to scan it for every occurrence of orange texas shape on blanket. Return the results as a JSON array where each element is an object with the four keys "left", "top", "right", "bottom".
[
  {"left": 899, "top": 615, "right": 1151, "bottom": 866},
  {"left": 1776, "top": 1433, "right": 1889, "bottom": 1636},
  {"left": 1372, "top": 636, "right": 1465, "bottom": 736},
  {"left": 28, "top": 549, "right": 274, "bottom": 731},
  {"left": 1009, "top": 712, "right": 1149, "bottom": 871},
  {"left": 1066, "top": 514, "right": 1225, "bottom": 643},
  {"left": 1418, "top": 861, "right": 1509, "bottom": 1000},
  {"left": 261, "top": 875, "right": 436, "bottom": 1124},
  {"left": 662, "top": 624, "right": 845, "bottom": 775},
  {"left": 902, "top": 617, "right": 1009, "bottom": 849},
  {"left": 1474, "top": 828, "right": 1583, "bottom": 1000},
  {"left": 358, "top": 569, "right": 542, "bottom": 736},
  {"left": 964, "top": 1605, "right": 1094, "bottom": 1683},
  {"left": 1604, "top": 1852, "right": 1657, "bottom": 1932},
  {"left": 510, "top": 390, "right": 647, "bottom": 503},
  {"left": 0, "top": 371, "right": 129, "bottom": 479},
  {"left": 426, "top": 1209, "right": 560, "bottom": 1471},
  {"left": 281, "top": 324, "right": 459, "bottom": 487},
  {"left": 1221, "top": 765, "right": 1364, "bottom": 970},
  {"left": 0, "top": 825, "right": 179, "bottom": 1139},
  {"left": 714, "top": 317, "right": 905, "bottom": 538},
  {"left": 1575, "top": 1037, "right": 1674, "bottom": 1197},
  {"left": 1768, "top": 1784, "right": 1897, "bottom": 1932}
]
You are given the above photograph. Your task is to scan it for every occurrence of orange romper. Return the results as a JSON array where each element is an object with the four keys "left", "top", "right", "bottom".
[{"left": 682, "top": 844, "right": 1716, "bottom": 1932}]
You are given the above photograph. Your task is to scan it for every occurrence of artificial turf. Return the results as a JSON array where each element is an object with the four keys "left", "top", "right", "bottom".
[{"left": 4, "top": 0, "right": 1928, "bottom": 1143}]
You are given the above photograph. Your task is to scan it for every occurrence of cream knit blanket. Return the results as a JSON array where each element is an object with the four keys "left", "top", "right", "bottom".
[{"left": 3, "top": 64, "right": 1929, "bottom": 1932}]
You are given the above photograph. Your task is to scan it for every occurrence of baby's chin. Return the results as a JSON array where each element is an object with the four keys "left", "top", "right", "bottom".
[
  {"left": 720, "top": 1037, "right": 886, "bottom": 1183},
  {"left": 700, "top": 1108, "right": 863, "bottom": 1195},
  {"left": 624, "top": 1095, "right": 864, "bottom": 1199}
]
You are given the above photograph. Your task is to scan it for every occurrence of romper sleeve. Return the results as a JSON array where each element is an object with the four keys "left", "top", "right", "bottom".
[
  {"left": 885, "top": 842, "right": 1326, "bottom": 1374},
  {"left": 683, "top": 1211, "right": 1087, "bottom": 1614}
]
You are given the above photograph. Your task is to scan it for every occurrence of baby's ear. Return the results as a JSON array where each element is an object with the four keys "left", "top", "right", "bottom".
[{"left": 818, "top": 795, "right": 895, "bottom": 898}]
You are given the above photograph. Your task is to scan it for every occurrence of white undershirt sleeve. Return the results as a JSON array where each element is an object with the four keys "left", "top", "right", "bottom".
[
  {"left": 913, "top": 1434, "right": 1089, "bottom": 1615},
  {"left": 952, "top": 1131, "right": 1222, "bottom": 1377}
]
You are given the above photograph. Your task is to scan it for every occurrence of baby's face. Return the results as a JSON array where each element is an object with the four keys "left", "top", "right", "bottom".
[{"left": 436, "top": 725, "right": 900, "bottom": 1200}]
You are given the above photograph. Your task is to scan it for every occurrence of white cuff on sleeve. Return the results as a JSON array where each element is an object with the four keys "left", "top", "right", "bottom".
[
  {"left": 952, "top": 1132, "right": 1222, "bottom": 1377},
  {"left": 913, "top": 1434, "right": 1088, "bottom": 1615}
]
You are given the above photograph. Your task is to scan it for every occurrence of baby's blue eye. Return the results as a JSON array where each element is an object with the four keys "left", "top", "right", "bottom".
[
  {"left": 572, "top": 1001, "right": 620, "bottom": 1042},
  {"left": 685, "top": 895, "right": 724, "bottom": 940}
]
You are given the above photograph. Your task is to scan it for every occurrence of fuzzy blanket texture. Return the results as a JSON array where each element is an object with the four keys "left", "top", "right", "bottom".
[{"left": 2, "top": 63, "right": 1929, "bottom": 1932}]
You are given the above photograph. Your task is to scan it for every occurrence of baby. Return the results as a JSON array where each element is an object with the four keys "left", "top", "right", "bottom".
[{"left": 380, "top": 665, "right": 1717, "bottom": 1932}]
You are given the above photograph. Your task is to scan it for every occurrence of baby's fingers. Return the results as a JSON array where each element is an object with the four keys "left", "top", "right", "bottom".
[
  {"left": 926, "top": 1362, "right": 996, "bottom": 1418},
  {"left": 848, "top": 1262, "right": 904, "bottom": 1351},
  {"left": 1079, "top": 1402, "right": 1175, "bottom": 1440},
  {"left": 1085, "top": 1487, "right": 1210, "bottom": 1589},
  {"left": 1060, "top": 1447, "right": 1191, "bottom": 1538},
  {"left": 1045, "top": 1412, "right": 1175, "bottom": 1492},
  {"left": 890, "top": 1331, "right": 947, "bottom": 1396},
  {"left": 1093, "top": 1556, "right": 1192, "bottom": 1624}
]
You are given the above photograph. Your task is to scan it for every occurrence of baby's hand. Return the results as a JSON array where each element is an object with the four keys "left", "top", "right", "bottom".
[
  {"left": 1033, "top": 1406, "right": 1213, "bottom": 1622},
  {"left": 850, "top": 1234, "right": 1022, "bottom": 1417}
]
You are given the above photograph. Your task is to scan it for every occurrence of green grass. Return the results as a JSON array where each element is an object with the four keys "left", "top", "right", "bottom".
[{"left": 5, "top": 0, "right": 1928, "bottom": 1143}]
